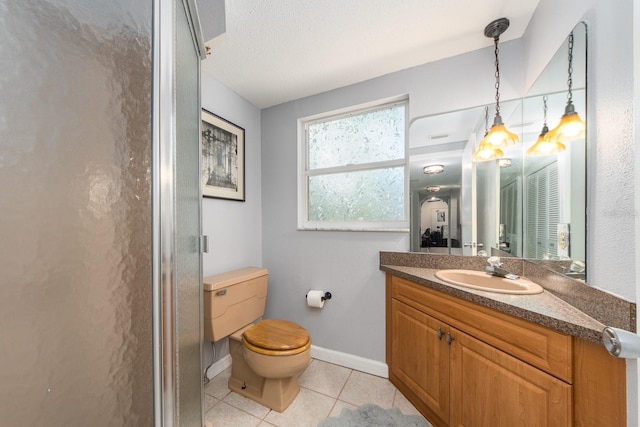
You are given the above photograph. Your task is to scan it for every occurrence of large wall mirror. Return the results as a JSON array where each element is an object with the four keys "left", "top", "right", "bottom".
[{"left": 409, "top": 22, "right": 587, "bottom": 280}]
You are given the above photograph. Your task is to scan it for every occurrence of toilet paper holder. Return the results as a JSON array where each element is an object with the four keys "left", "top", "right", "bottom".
[
  {"left": 306, "top": 291, "right": 332, "bottom": 301},
  {"left": 602, "top": 326, "right": 640, "bottom": 358}
]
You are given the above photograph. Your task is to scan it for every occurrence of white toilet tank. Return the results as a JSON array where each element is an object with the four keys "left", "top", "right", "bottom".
[{"left": 203, "top": 267, "right": 268, "bottom": 342}]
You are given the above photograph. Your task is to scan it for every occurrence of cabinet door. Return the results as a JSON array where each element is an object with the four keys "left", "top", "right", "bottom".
[
  {"left": 392, "top": 299, "right": 450, "bottom": 423},
  {"left": 450, "top": 328, "right": 571, "bottom": 427}
]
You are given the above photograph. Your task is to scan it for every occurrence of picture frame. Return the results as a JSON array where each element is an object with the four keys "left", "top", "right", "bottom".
[
  {"left": 434, "top": 210, "right": 446, "bottom": 224},
  {"left": 201, "top": 109, "right": 245, "bottom": 201}
]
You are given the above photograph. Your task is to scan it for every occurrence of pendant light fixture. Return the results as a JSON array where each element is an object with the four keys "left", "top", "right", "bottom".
[
  {"left": 482, "top": 18, "right": 519, "bottom": 150},
  {"left": 472, "top": 106, "right": 504, "bottom": 162},
  {"left": 527, "top": 95, "right": 566, "bottom": 156},
  {"left": 545, "top": 32, "right": 585, "bottom": 143}
]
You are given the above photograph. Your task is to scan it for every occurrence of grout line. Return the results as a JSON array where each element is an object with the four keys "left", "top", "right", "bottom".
[
  {"left": 326, "top": 397, "right": 338, "bottom": 418},
  {"left": 335, "top": 368, "right": 354, "bottom": 404}
]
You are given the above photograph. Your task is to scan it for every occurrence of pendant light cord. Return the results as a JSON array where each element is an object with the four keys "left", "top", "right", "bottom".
[
  {"left": 493, "top": 36, "right": 501, "bottom": 117},
  {"left": 566, "top": 32, "right": 574, "bottom": 104},
  {"left": 543, "top": 95, "right": 548, "bottom": 126}
]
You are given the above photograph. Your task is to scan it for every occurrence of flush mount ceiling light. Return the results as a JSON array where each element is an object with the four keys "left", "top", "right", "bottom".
[
  {"left": 527, "top": 95, "right": 566, "bottom": 156},
  {"left": 426, "top": 186, "right": 441, "bottom": 192},
  {"left": 473, "top": 106, "right": 504, "bottom": 162},
  {"left": 498, "top": 158, "right": 512, "bottom": 168},
  {"left": 481, "top": 18, "right": 519, "bottom": 150},
  {"left": 423, "top": 164, "right": 444, "bottom": 175},
  {"left": 426, "top": 196, "right": 442, "bottom": 203},
  {"left": 545, "top": 31, "right": 586, "bottom": 143}
]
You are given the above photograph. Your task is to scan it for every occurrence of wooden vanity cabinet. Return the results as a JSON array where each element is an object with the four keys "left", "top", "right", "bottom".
[{"left": 386, "top": 274, "right": 626, "bottom": 427}]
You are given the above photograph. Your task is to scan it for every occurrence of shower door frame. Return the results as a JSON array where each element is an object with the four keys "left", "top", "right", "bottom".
[{"left": 152, "top": 0, "right": 206, "bottom": 425}]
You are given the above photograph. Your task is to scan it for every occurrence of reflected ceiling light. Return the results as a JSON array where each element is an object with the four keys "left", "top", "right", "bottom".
[
  {"left": 498, "top": 158, "right": 512, "bottom": 168},
  {"left": 426, "top": 196, "right": 442, "bottom": 202},
  {"left": 426, "top": 186, "right": 440, "bottom": 192},
  {"left": 546, "top": 32, "right": 585, "bottom": 143},
  {"left": 482, "top": 18, "right": 519, "bottom": 150},
  {"left": 472, "top": 105, "right": 504, "bottom": 162},
  {"left": 527, "top": 95, "right": 566, "bottom": 156},
  {"left": 423, "top": 164, "right": 444, "bottom": 175}
]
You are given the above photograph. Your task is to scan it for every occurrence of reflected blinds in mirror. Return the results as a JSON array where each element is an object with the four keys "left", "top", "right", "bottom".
[
  {"left": 525, "top": 163, "right": 559, "bottom": 259},
  {"left": 500, "top": 180, "right": 520, "bottom": 256}
]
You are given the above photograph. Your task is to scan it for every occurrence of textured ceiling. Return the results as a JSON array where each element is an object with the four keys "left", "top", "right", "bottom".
[{"left": 201, "top": 0, "right": 540, "bottom": 109}]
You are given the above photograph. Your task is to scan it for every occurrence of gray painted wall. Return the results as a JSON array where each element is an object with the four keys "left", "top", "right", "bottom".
[
  {"left": 201, "top": 72, "right": 263, "bottom": 364},
  {"left": 201, "top": 72, "right": 263, "bottom": 276},
  {"left": 260, "top": 40, "right": 524, "bottom": 364}
]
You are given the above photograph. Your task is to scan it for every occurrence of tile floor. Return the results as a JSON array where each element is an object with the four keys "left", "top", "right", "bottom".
[{"left": 204, "top": 358, "right": 432, "bottom": 427}]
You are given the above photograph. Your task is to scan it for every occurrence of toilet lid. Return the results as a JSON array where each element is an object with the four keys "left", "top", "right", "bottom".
[{"left": 242, "top": 319, "right": 311, "bottom": 356}]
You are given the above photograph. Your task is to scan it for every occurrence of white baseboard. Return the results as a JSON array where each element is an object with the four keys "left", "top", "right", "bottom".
[
  {"left": 310, "top": 345, "right": 389, "bottom": 378},
  {"left": 205, "top": 354, "right": 232, "bottom": 381}
]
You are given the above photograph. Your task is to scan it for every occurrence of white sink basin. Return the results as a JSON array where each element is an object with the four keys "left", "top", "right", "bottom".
[{"left": 435, "top": 269, "right": 544, "bottom": 295}]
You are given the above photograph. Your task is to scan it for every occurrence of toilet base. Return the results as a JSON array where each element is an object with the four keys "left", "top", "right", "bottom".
[
  {"left": 228, "top": 335, "right": 305, "bottom": 412},
  {"left": 228, "top": 372, "right": 300, "bottom": 413}
]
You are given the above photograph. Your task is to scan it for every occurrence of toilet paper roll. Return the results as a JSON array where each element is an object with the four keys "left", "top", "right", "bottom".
[{"left": 306, "top": 290, "right": 325, "bottom": 308}]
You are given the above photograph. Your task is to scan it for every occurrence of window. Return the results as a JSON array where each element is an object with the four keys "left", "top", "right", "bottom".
[{"left": 298, "top": 98, "right": 408, "bottom": 231}]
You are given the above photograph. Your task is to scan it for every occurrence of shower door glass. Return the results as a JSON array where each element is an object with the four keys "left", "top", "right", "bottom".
[
  {"left": 174, "top": 0, "right": 203, "bottom": 425},
  {"left": 0, "top": 1, "right": 154, "bottom": 424}
]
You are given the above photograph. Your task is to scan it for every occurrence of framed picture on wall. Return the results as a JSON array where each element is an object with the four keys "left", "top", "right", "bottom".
[
  {"left": 201, "top": 109, "right": 245, "bottom": 201},
  {"left": 435, "top": 210, "right": 446, "bottom": 224}
]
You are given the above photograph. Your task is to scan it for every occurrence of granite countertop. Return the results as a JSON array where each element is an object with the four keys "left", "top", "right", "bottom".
[{"left": 381, "top": 264, "right": 607, "bottom": 344}]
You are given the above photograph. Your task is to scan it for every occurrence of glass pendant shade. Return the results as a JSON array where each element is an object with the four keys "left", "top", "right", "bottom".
[
  {"left": 546, "top": 103, "right": 586, "bottom": 143},
  {"left": 526, "top": 125, "right": 566, "bottom": 156},
  {"left": 472, "top": 137, "right": 504, "bottom": 162},
  {"left": 484, "top": 120, "right": 519, "bottom": 149}
]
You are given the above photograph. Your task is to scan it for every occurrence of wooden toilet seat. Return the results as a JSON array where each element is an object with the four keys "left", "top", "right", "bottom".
[{"left": 242, "top": 319, "right": 311, "bottom": 356}]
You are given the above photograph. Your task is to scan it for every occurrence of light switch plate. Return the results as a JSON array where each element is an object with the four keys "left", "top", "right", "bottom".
[{"left": 557, "top": 223, "right": 570, "bottom": 258}]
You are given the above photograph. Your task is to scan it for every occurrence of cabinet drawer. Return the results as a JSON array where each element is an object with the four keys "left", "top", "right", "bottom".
[{"left": 391, "top": 275, "right": 573, "bottom": 383}]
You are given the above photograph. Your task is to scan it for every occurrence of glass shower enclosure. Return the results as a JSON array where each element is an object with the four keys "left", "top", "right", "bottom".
[{"left": 0, "top": 1, "right": 206, "bottom": 425}]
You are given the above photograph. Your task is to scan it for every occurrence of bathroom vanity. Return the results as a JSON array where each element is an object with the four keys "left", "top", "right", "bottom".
[{"left": 381, "top": 254, "right": 629, "bottom": 427}]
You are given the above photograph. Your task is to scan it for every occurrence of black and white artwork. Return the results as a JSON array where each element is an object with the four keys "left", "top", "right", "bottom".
[{"left": 201, "top": 109, "right": 245, "bottom": 201}]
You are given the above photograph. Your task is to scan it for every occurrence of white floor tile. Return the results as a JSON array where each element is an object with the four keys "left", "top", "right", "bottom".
[
  {"left": 298, "top": 359, "right": 351, "bottom": 398},
  {"left": 263, "top": 387, "right": 335, "bottom": 427},
  {"left": 223, "top": 391, "right": 271, "bottom": 419},
  {"left": 207, "top": 358, "right": 433, "bottom": 426},
  {"left": 204, "top": 401, "right": 262, "bottom": 427},
  {"left": 337, "top": 370, "right": 397, "bottom": 408},
  {"left": 205, "top": 366, "right": 232, "bottom": 400},
  {"left": 393, "top": 389, "right": 426, "bottom": 417},
  {"left": 204, "top": 394, "right": 218, "bottom": 412},
  {"left": 327, "top": 399, "right": 358, "bottom": 418}
]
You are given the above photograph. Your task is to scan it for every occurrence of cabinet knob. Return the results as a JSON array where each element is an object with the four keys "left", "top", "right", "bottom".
[
  {"left": 447, "top": 333, "right": 455, "bottom": 346},
  {"left": 437, "top": 327, "right": 443, "bottom": 341}
]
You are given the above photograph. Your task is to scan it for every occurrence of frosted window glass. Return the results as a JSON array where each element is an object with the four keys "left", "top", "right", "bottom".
[
  {"left": 302, "top": 101, "right": 407, "bottom": 229},
  {"left": 308, "top": 105, "right": 405, "bottom": 169},
  {"left": 308, "top": 167, "right": 404, "bottom": 221}
]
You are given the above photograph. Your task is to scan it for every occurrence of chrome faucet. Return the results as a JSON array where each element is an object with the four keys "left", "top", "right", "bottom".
[{"left": 485, "top": 256, "right": 520, "bottom": 280}]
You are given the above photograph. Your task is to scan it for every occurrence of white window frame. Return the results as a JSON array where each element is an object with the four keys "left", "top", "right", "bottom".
[{"left": 297, "top": 96, "right": 410, "bottom": 231}]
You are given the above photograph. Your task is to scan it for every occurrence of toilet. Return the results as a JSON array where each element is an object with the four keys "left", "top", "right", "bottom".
[{"left": 203, "top": 267, "right": 311, "bottom": 412}]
